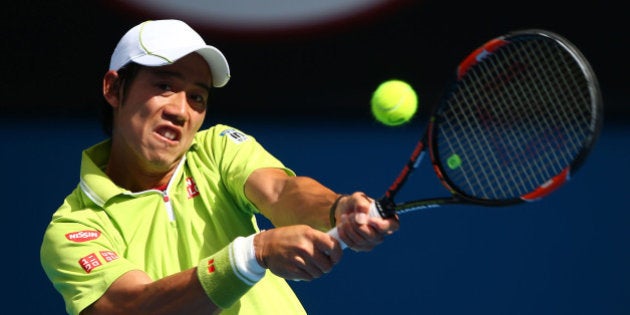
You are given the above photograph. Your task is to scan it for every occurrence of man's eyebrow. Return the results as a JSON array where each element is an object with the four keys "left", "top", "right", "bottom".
[
  {"left": 197, "top": 82, "right": 212, "bottom": 95},
  {"left": 149, "top": 69, "right": 212, "bottom": 94}
]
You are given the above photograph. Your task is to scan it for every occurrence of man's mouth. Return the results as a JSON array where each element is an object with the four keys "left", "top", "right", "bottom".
[{"left": 156, "top": 126, "right": 180, "bottom": 141}]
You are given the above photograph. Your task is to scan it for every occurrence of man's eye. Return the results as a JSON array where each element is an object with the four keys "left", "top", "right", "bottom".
[
  {"left": 158, "top": 83, "right": 172, "bottom": 91},
  {"left": 191, "top": 94, "right": 206, "bottom": 103},
  {"left": 189, "top": 95, "right": 208, "bottom": 112}
]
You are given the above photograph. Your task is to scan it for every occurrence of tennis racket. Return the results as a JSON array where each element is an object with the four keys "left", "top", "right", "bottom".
[{"left": 329, "top": 29, "right": 603, "bottom": 248}]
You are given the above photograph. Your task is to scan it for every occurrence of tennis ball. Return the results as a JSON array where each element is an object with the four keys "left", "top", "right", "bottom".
[{"left": 371, "top": 79, "right": 418, "bottom": 126}]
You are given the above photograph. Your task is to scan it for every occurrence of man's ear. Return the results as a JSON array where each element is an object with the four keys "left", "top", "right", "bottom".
[{"left": 103, "top": 70, "right": 122, "bottom": 108}]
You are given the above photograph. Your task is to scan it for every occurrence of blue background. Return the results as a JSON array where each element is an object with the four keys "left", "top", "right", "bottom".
[
  {"left": 4, "top": 0, "right": 628, "bottom": 314},
  {"left": 6, "top": 117, "right": 629, "bottom": 314}
]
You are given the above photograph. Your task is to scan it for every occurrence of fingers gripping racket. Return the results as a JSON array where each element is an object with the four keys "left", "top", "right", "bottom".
[{"left": 329, "top": 29, "right": 603, "bottom": 248}]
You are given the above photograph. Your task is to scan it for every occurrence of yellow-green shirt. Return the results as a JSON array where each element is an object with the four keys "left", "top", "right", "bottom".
[{"left": 40, "top": 124, "right": 305, "bottom": 315}]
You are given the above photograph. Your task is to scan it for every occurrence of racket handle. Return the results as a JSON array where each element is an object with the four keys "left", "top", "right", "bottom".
[{"left": 327, "top": 201, "right": 381, "bottom": 250}]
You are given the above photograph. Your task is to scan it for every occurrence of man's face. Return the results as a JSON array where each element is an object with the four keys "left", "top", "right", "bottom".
[{"left": 112, "top": 53, "right": 212, "bottom": 173}]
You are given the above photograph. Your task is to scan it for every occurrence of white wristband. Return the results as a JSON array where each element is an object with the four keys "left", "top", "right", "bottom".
[{"left": 230, "top": 234, "right": 266, "bottom": 284}]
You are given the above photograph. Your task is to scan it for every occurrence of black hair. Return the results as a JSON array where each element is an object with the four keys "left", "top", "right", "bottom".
[{"left": 100, "top": 62, "right": 142, "bottom": 136}]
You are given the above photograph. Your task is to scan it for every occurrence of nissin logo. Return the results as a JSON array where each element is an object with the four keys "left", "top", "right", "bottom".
[{"left": 65, "top": 230, "right": 101, "bottom": 242}]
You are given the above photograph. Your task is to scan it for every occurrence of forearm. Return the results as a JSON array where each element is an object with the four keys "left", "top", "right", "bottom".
[
  {"left": 82, "top": 268, "right": 217, "bottom": 315},
  {"left": 265, "top": 176, "right": 338, "bottom": 231},
  {"left": 84, "top": 238, "right": 262, "bottom": 315},
  {"left": 136, "top": 269, "right": 217, "bottom": 315},
  {"left": 245, "top": 169, "right": 338, "bottom": 231}
]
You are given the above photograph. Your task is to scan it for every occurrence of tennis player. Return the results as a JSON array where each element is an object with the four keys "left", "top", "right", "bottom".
[{"left": 39, "top": 19, "right": 399, "bottom": 315}]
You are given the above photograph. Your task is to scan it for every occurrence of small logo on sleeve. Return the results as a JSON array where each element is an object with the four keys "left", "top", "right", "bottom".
[
  {"left": 66, "top": 230, "right": 101, "bottom": 242},
  {"left": 78, "top": 251, "right": 120, "bottom": 273},
  {"left": 220, "top": 128, "right": 248, "bottom": 143},
  {"left": 99, "top": 250, "right": 119, "bottom": 262},
  {"left": 79, "top": 253, "right": 102, "bottom": 273}
]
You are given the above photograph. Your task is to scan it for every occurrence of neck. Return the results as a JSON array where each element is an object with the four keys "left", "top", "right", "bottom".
[
  {"left": 106, "top": 158, "right": 177, "bottom": 192},
  {"left": 106, "top": 141, "right": 181, "bottom": 192}
]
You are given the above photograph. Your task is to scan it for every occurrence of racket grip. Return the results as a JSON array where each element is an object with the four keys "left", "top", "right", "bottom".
[{"left": 327, "top": 201, "right": 381, "bottom": 250}]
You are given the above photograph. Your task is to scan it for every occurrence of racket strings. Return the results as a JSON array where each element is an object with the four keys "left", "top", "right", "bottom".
[
  {"left": 512, "top": 44, "right": 566, "bottom": 182},
  {"left": 524, "top": 42, "right": 589, "bottom": 170},
  {"left": 436, "top": 35, "right": 595, "bottom": 200}
]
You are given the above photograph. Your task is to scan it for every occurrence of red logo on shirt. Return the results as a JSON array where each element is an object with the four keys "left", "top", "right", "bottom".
[
  {"left": 78, "top": 251, "right": 120, "bottom": 273},
  {"left": 186, "top": 177, "right": 200, "bottom": 199},
  {"left": 66, "top": 230, "right": 101, "bottom": 242},
  {"left": 79, "top": 253, "right": 102, "bottom": 273},
  {"left": 100, "top": 251, "right": 119, "bottom": 262},
  {"left": 207, "top": 258, "right": 215, "bottom": 273}
]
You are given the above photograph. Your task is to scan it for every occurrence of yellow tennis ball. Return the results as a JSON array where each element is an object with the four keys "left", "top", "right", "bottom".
[{"left": 371, "top": 80, "right": 418, "bottom": 126}]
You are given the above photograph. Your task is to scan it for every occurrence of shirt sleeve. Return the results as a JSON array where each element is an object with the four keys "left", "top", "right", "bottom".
[
  {"left": 192, "top": 125, "right": 295, "bottom": 213},
  {"left": 40, "top": 205, "right": 139, "bottom": 315}
]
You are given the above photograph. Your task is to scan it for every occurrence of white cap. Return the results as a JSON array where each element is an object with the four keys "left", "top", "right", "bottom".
[{"left": 109, "top": 20, "right": 230, "bottom": 88}]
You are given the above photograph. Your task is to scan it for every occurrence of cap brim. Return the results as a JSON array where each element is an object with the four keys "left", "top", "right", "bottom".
[
  {"left": 195, "top": 46, "right": 231, "bottom": 88},
  {"left": 130, "top": 45, "right": 231, "bottom": 88}
]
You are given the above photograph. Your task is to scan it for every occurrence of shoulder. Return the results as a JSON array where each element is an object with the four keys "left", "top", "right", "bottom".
[
  {"left": 191, "top": 124, "right": 261, "bottom": 162},
  {"left": 194, "top": 124, "right": 252, "bottom": 145}
]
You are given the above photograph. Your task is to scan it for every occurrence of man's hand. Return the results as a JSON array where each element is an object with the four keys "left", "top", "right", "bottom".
[
  {"left": 333, "top": 192, "right": 400, "bottom": 252},
  {"left": 254, "top": 225, "right": 343, "bottom": 281}
]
